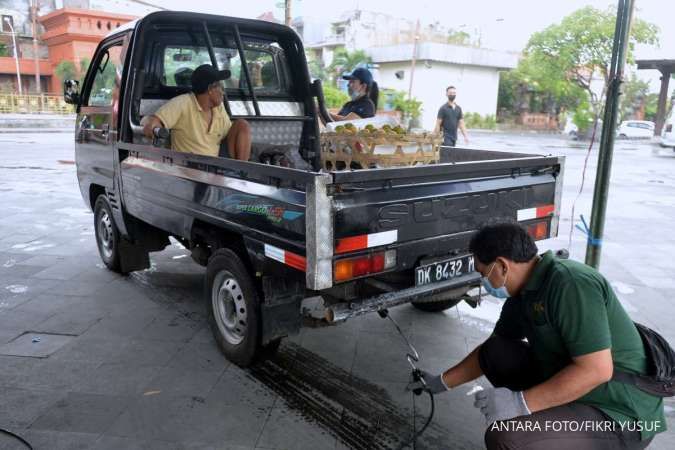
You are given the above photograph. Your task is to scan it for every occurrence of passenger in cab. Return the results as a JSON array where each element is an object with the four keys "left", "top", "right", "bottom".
[
  {"left": 330, "top": 67, "right": 378, "bottom": 121},
  {"left": 142, "top": 64, "right": 251, "bottom": 160}
]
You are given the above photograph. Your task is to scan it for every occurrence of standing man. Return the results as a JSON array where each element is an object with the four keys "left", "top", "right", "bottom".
[
  {"left": 434, "top": 86, "right": 469, "bottom": 157},
  {"left": 408, "top": 222, "right": 665, "bottom": 449}
]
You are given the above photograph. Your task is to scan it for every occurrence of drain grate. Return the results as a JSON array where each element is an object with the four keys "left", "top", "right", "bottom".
[{"left": 0, "top": 332, "right": 76, "bottom": 358}]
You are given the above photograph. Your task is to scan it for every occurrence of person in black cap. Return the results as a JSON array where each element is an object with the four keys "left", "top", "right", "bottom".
[
  {"left": 330, "top": 67, "right": 378, "bottom": 121},
  {"left": 142, "top": 64, "right": 251, "bottom": 160}
]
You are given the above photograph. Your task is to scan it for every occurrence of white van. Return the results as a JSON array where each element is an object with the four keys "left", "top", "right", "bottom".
[{"left": 661, "top": 110, "right": 675, "bottom": 148}]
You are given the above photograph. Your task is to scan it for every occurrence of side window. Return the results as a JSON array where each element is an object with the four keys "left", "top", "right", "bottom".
[{"left": 87, "top": 44, "right": 123, "bottom": 107}]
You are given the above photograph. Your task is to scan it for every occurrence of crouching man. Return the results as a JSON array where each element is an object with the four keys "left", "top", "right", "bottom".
[
  {"left": 408, "top": 222, "right": 665, "bottom": 449},
  {"left": 142, "top": 64, "right": 251, "bottom": 160}
]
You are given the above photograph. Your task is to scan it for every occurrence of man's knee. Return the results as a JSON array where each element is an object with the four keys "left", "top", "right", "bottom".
[
  {"left": 232, "top": 119, "right": 250, "bottom": 134},
  {"left": 479, "top": 335, "right": 539, "bottom": 390}
]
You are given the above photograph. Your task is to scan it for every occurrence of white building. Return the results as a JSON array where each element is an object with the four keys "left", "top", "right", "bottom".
[
  {"left": 369, "top": 43, "right": 518, "bottom": 130},
  {"left": 296, "top": 10, "right": 519, "bottom": 130}
]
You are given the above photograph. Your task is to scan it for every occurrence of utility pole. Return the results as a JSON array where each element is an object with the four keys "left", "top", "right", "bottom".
[
  {"left": 585, "top": 0, "right": 635, "bottom": 269},
  {"left": 408, "top": 19, "right": 420, "bottom": 100},
  {"left": 4, "top": 17, "right": 23, "bottom": 95},
  {"left": 284, "top": 0, "right": 292, "bottom": 27},
  {"left": 31, "top": 0, "right": 41, "bottom": 93}
]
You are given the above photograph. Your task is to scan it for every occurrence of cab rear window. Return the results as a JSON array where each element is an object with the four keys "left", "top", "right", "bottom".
[{"left": 161, "top": 38, "right": 290, "bottom": 96}]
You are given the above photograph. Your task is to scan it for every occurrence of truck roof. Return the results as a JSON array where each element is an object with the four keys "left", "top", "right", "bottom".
[{"left": 104, "top": 10, "right": 298, "bottom": 40}]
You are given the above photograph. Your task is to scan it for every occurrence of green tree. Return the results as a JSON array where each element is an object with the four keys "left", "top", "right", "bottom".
[
  {"left": 524, "top": 6, "right": 658, "bottom": 109},
  {"left": 322, "top": 83, "right": 349, "bottom": 108},
  {"left": 643, "top": 93, "right": 659, "bottom": 122},
  {"left": 55, "top": 61, "right": 77, "bottom": 82},
  {"left": 327, "top": 48, "right": 371, "bottom": 84},
  {"left": 619, "top": 74, "right": 650, "bottom": 121},
  {"left": 307, "top": 54, "right": 327, "bottom": 81},
  {"left": 79, "top": 57, "right": 91, "bottom": 78},
  {"left": 447, "top": 28, "right": 472, "bottom": 46},
  {"left": 0, "top": 42, "right": 8, "bottom": 57}
]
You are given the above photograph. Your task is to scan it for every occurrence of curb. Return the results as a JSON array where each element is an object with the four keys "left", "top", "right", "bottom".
[{"left": 0, "top": 128, "right": 73, "bottom": 134}]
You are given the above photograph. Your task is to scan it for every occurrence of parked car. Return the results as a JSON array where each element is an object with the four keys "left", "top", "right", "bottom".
[
  {"left": 616, "top": 120, "right": 655, "bottom": 139},
  {"left": 660, "top": 112, "right": 675, "bottom": 148},
  {"left": 64, "top": 11, "right": 565, "bottom": 366}
]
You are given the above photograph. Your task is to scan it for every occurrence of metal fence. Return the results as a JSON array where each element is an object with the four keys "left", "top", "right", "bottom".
[{"left": 0, "top": 94, "right": 73, "bottom": 114}]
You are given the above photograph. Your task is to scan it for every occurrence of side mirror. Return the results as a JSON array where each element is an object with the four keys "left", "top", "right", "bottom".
[{"left": 64, "top": 79, "right": 80, "bottom": 105}]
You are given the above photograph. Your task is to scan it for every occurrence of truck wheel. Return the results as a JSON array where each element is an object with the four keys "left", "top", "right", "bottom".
[
  {"left": 411, "top": 298, "right": 462, "bottom": 312},
  {"left": 206, "top": 249, "right": 264, "bottom": 366},
  {"left": 94, "top": 195, "right": 123, "bottom": 273}
]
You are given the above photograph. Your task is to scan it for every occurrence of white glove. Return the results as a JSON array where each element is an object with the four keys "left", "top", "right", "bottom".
[
  {"left": 405, "top": 370, "right": 450, "bottom": 395},
  {"left": 473, "top": 387, "right": 531, "bottom": 424}
]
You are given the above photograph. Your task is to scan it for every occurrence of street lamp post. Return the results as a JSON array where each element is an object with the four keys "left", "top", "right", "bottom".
[
  {"left": 3, "top": 17, "right": 23, "bottom": 95},
  {"left": 31, "top": 0, "right": 41, "bottom": 94}
]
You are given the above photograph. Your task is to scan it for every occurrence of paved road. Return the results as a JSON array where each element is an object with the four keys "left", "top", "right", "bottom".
[{"left": 0, "top": 132, "right": 673, "bottom": 449}]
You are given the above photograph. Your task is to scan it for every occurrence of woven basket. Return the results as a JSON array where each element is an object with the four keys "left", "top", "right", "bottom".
[{"left": 320, "top": 130, "right": 442, "bottom": 170}]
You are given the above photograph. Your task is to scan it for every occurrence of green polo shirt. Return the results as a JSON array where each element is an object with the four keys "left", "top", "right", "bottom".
[{"left": 494, "top": 251, "right": 666, "bottom": 440}]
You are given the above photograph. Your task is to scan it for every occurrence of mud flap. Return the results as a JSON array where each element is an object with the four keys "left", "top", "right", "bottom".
[
  {"left": 261, "top": 276, "right": 304, "bottom": 345},
  {"left": 118, "top": 238, "right": 151, "bottom": 273}
]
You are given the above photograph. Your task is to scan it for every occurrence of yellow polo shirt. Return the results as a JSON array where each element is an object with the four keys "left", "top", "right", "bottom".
[{"left": 154, "top": 93, "right": 232, "bottom": 157}]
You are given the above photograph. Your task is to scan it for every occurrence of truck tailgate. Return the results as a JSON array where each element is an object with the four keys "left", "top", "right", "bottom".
[{"left": 330, "top": 151, "right": 564, "bottom": 271}]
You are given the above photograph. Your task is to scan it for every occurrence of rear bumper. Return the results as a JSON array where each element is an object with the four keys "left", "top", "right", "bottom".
[{"left": 325, "top": 272, "right": 481, "bottom": 323}]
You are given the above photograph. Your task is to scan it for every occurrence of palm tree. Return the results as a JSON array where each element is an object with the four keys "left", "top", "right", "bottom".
[{"left": 328, "top": 49, "right": 372, "bottom": 85}]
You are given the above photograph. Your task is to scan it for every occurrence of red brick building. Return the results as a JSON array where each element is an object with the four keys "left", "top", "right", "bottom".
[{"left": 0, "top": 7, "right": 136, "bottom": 94}]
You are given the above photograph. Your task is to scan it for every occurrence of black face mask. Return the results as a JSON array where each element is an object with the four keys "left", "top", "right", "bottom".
[{"left": 447, "top": 94, "right": 456, "bottom": 102}]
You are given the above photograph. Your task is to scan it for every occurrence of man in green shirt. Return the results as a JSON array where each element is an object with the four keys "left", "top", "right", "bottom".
[{"left": 408, "top": 222, "right": 665, "bottom": 449}]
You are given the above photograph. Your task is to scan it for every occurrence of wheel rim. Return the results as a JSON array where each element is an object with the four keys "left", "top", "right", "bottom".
[
  {"left": 97, "top": 209, "right": 114, "bottom": 260},
  {"left": 211, "top": 270, "right": 248, "bottom": 345}
]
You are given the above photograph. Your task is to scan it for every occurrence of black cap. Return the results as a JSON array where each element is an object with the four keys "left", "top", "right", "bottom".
[
  {"left": 342, "top": 67, "right": 373, "bottom": 86},
  {"left": 191, "top": 64, "right": 231, "bottom": 94}
]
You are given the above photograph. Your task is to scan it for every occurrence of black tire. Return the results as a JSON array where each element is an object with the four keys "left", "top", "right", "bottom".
[
  {"left": 411, "top": 297, "right": 462, "bottom": 312},
  {"left": 205, "top": 248, "right": 265, "bottom": 367},
  {"left": 94, "top": 195, "right": 123, "bottom": 273}
]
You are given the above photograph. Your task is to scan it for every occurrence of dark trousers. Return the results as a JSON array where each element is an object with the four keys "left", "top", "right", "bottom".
[
  {"left": 478, "top": 336, "right": 652, "bottom": 450},
  {"left": 439, "top": 136, "right": 456, "bottom": 163}
]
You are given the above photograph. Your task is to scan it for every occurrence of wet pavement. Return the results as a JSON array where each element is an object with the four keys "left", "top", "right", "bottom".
[{"left": 0, "top": 131, "right": 673, "bottom": 449}]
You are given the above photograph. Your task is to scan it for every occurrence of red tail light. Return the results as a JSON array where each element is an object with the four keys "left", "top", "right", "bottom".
[
  {"left": 334, "top": 250, "right": 396, "bottom": 282},
  {"left": 526, "top": 221, "right": 549, "bottom": 241}
]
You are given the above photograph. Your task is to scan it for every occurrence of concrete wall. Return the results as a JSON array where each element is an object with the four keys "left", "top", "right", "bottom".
[{"left": 376, "top": 61, "right": 502, "bottom": 130}]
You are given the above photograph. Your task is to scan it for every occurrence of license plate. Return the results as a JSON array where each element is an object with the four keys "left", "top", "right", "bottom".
[{"left": 415, "top": 254, "right": 475, "bottom": 286}]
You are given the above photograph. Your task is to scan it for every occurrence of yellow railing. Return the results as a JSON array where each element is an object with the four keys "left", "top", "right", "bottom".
[{"left": 0, "top": 94, "right": 74, "bottom": 114}]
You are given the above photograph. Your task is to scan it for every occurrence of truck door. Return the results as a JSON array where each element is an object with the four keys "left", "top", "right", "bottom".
[{"left": 76, "top": 39, "right": 126, "bottom": 201}]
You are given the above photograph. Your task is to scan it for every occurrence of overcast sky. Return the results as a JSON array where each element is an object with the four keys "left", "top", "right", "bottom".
[{"left": 158, "top": 0, "right": 674, "bottom": 93}]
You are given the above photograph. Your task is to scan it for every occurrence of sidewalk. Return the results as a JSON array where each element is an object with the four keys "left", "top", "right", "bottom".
[{"left": 0, "top": 113, "right": 75, "bottom": 132}]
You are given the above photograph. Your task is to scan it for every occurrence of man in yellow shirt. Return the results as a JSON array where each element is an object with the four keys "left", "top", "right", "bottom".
[{"left": 142, "top": 64, "right": 251, "bottom": 160}]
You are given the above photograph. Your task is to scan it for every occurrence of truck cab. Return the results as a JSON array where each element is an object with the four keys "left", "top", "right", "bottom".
[{"left": 65, "top": 11, "right": 565, "bottom": 366}]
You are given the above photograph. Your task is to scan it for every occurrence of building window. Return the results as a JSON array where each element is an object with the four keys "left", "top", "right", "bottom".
[{"left": 1, "top": 15, "right": 14, "bottom": 33}]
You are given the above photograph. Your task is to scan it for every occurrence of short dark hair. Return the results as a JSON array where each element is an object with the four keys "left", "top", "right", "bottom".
[
  {"left": 469, "top": 222, "right": 538, "bottom": 264},
  {"left": 446, "top": 86, "right": 456, "bottom": 92}
]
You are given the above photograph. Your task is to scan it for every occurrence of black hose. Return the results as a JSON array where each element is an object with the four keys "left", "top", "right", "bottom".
[
  {"left": 397, "top": 389, "right": 435, "bottom": 450},
  {"left": 0, "top": 428, "right": 32, "bottom": 449}
]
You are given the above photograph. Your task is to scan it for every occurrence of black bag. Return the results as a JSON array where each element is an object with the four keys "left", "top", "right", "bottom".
[{"left": 612, "top": 322, "right": 675, "bottom": 397}]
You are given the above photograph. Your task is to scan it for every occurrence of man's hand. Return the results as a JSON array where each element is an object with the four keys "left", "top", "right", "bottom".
[
  {"left": 405, "top": 369, "right": 449, "bottom": 395},
  {"left": 141, "top": 115, "right": 163, "bottom": 139},
  {"left": 473, "top": 387, "right": 531, "bottom": 424}
]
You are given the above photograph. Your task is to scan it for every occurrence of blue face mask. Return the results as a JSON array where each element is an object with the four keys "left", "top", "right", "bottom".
[{"left": 482, "top": 262, "right": 511, "bottom": 299}]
